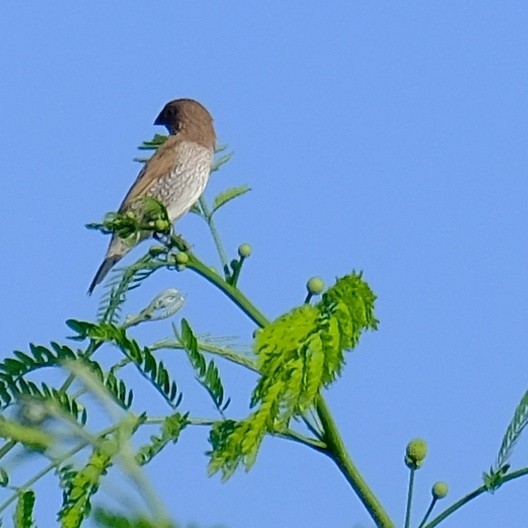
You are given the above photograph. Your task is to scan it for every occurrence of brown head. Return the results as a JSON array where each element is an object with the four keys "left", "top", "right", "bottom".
[{"left": 154, "top": 98, "right": 216, "bottom": 150}]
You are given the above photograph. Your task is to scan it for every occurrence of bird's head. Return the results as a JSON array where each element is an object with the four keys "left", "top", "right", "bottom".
[{"left": 154, "top": 98, "right": 216, "bottom": 149}]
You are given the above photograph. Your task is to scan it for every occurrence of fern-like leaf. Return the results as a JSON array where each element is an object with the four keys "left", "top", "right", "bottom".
[
  {"left": 136, "top": 134, "right": 168, "bottom": 151},
  {"left": 211, "top": 185, "right": 250, "bottom": 215},
  {"left": 0, "top": 342, "right": 77, "bottom": 383},
  {"left": 210, "top": 149, "right": 233, "bottom": 173},
  {"left": 58, "top": 443, "right": 116, "bottom": 528},
  {"left": 178, "top": 320, "right": 229, "bottom": 412},
  {"left": 96, "top": 254, "right": 162, "bottom": 324},
  {"left": 484, "top": 388, "right": 528, "bottom": 491},
  {"left": 208, "top": 273, "right": 377, "bottom": 479},
  {"left": 135, "top": 413, "right": 189, "bottom": 466},
  {"left": 0, "top": 343, "right": 91, "bottom": 425},
  {"left": 13, "top": 490, "right": 35, "bottom": 528},
  {"left": 68, "top": 320, "right": 181, "bottom": 408},
  {"left": 93, "top": 508, "right": 176, "bottom": 528},
  {"left": 0, "top": 467, "right": 9, "bottom": 487}
]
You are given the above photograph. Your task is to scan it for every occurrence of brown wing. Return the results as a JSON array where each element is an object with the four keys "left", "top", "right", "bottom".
[{"left": 118, "top": 135, "right": 183, "bottom": 212}]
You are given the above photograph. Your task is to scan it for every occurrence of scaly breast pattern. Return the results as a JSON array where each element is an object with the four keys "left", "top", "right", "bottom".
[{"left": 146, "top": 141, "right": 213, "bottom": 222}]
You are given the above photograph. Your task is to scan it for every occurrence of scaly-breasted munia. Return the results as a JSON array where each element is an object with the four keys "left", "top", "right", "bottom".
[{"left": 88, "top": 98, "right": 216, "bottom": 294}]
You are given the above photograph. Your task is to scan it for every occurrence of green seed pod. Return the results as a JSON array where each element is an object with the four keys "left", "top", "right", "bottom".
[
  {"left": 432, "top": 481, "right": 448, "bottom": 499},
  {"left": 306, "top": 276, "right": 325, "bottom": 295},
  {"left": 238, "top": 243, "right": 252, "bottom": 258},
  {"left": 405, "top": 438, "right": 428, "bottom": 469}
]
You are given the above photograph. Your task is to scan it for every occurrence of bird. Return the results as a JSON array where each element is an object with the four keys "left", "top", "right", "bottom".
[{"left": 88, "top": 98, "right": 216, "bottom": 294}]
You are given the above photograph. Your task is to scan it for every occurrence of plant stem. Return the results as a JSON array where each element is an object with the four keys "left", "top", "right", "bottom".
[
  {"left": 404, "top": 468, "right": 415, "bottom": 528},
  {"left": 187, "top": 254, "right": 269, "bottom": 328},
  {"left": 417, "top": 498, "right": 437, "bottom": 528},
  {"left": 274, "top": 429, "right": 327, "bottom": 451},
  {"left": 315, "top": 396, "right": 395, "bottom": 528},
  {"left": 423, "top": 467, "right": 528, "bottom": 528},
  {"left": 198, "top": 196, "right": 230, "bottom": 276},
  {"left": 186, "top": 249, "right": 393, "bottom": 527},
  {"left": 151, "top": 339, "right": 258, "bottom": 372}
]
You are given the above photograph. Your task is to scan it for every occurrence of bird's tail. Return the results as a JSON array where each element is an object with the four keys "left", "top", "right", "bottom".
[{"left": 87, "top": 254, "right": 122, "bottom": 295}]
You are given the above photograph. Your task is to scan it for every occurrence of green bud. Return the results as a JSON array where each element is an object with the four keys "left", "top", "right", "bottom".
[
  {"left": 432, "top": 481, "right": 448, "bottom": 499},
  {"left": 155, "top": 219, "right": 168, "bottom": 231},
  {"left": 405, "top": 438, "right": 428, "bottom": 469},
  {"left": 238, "top": 243, "right": 252, "bottom": 258},
  {"left": 307, "top": 276, "right": 325, "bottom": 295},
  {"left": 175, "top": 252, "right": 189, "bottom": 265}
]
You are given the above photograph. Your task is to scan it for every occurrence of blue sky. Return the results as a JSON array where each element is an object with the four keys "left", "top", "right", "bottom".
[{"left": 1, "top": 2, "right": 528, "bottom": 527}]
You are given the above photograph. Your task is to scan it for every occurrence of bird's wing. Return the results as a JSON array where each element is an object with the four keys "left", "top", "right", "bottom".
[{"left": 118, "top": 135, "right": 182, "bottom": 211}]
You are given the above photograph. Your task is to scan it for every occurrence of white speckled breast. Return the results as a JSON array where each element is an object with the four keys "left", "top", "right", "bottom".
[{"left": 146, "top": 141, "right": 213, "bottom": 221}]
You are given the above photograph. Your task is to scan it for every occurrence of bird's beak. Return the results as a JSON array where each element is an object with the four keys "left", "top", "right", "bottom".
[{"left": 153, "top": 111, "right": 165, "bottom": 126}]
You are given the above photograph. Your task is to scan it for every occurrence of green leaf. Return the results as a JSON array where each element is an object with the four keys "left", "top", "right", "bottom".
[
  {"left": 208, "top": 273, "right": 377, "bottom": 479},
  {"left": 490, "top": 388, "right": 528, "bottom": 481},
  {"left": 136, "top": 133, "right": 168, "bottom": 151},
  {"left": 58, "top": 445, "right": 115, "bottom": 528},
  {"left": 483, "top": 464, "right": 510, "bottom": 493},
  {"left": 93, "top": 507, "right": 176, "bottom": 528},
  {"left": 211, "top": 185, "right": 251, "bottom": 214},
  {"left": 0, "top": 467, "right": 9, "bottom": 487},
  {"left": 135, "top": 413, "right": 189, "bottom": 466},
  {"left": 210, "top": 151, "right": 233, "bottom": 173},
  {"left": 178, "top": 320, "right": 229, "bottom": 412},
  {"left": 13, "top": 490, "right": 35, "bottom": 528}
]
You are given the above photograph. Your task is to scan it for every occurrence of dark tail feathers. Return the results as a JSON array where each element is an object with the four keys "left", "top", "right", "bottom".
[{"left": 87, "top": 255, "right": 122, "bottom": 295}]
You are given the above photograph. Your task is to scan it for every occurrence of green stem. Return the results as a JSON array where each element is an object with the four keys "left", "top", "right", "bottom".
[
  {"left": 417, "top": 498, "right": 437, "bottom": 528},
  {"left": 404, "top": 468, "right": 415, "bottom": 528},
  {"left": 198, "top": 196, "right": 230, "bottom": 276},
  {"left": 274, "top": 429, "right": 327, "bottom": 451},
  {"left": 151, "top": 339, "right": 258, "bottom": 372},
  {"left": 423, "top": 467, "right": 528, "bottom": 528},
  {"left": 186, "top": 250, "right": 392, "bottom": 527},
  {"left": 315, "top": 396, "right": 395, "bottom": 528},
  {"left": 187, "top": 254, "right": 269, "bottom": 328}
]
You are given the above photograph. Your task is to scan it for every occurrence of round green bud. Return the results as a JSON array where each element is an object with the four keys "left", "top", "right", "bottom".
[
  {"left": 432, "top": 481, "right": 449, "bottom": 499},
  {"left": 175, "top": 252, "right": 189, "bottom": 265},
  {"left": 306, "top": 277, "right": 325, "bottom": 295},
  {"left": 238, "top": 243, "right": 252, "bottom": 258},
  {"left": 405, "top": 438, "right": 428, "bottom": 469},
  {"left": 155, "top": 219, "right": 170, "bottom": 232}
]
